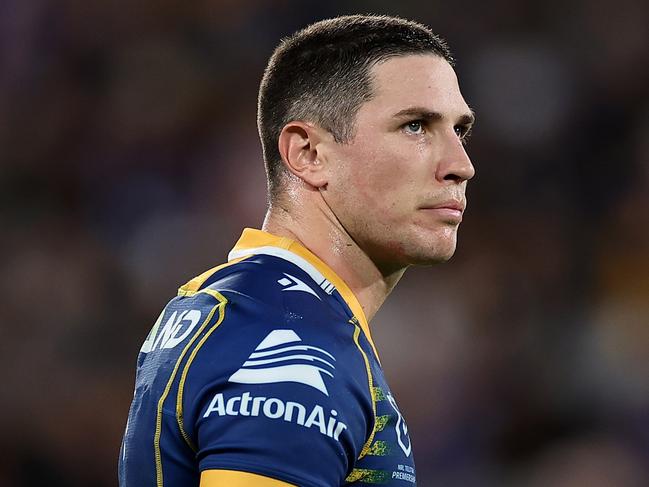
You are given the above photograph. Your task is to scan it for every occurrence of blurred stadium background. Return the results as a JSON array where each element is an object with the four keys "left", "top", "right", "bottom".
[{"left": 1, "top": 0, "right": 648, "bottom": 485}]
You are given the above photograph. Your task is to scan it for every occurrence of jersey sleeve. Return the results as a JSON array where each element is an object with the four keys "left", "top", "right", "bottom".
[{"left": 180, "top": 291, "right": 373, "bottom": 487}]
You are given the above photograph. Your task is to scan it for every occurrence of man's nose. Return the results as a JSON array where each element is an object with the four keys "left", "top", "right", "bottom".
[{"left": 435, "top": 131, "right": 475, "bottom": 183}]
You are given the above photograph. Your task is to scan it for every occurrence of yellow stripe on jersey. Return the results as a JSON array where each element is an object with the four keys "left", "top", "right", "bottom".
[
  {"left": 372, "top": 386, "right": 387, "bottom": 401},
  {"left": 200, "top": 469, "right": 297, "bottom": 486},
  {"left": 374, "top": 415, "right": 390, "bottom": 432},
  {"left": 345, "top": 467, "right": 391, "bottom": 484},
  {"left": 154, "top": 290, "right": 228, "bottom": 487},
  {"left": 352, "top": 322, "right": 377, "bottom": 460},
  {"left": 178, "top": 256, "right": 250, "bottom": 297},
  {"left": 176, "top": 289, "right": 230, "bottom": 451},
  {"left": 365, "top": 440, "right": 392, "bottom": 456},
  {"left": 230, "top": 228, "right": 380, "bottom": 360}
]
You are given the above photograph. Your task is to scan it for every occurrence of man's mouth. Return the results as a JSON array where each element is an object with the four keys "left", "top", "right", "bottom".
[{"left": 419, "top": 199, "right": 465, "bottom": 222}]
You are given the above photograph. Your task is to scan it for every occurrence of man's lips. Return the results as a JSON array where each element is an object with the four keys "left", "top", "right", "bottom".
[{"left": 419, "top": 200, "right": 465, "bottom": 222}]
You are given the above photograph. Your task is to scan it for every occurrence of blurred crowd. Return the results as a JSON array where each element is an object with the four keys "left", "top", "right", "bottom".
[{"left": 1, "top": 0, "right": 648, "bottom": 485}]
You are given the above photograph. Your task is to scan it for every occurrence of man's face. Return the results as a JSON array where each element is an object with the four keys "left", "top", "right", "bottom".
[{"left": 321, "top": 54, "right": 475, "bottom": 271}]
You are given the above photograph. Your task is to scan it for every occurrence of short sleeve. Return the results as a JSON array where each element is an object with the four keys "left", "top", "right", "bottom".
[{"left": 181, "top": 297, "right": 372, "bottom": 487}]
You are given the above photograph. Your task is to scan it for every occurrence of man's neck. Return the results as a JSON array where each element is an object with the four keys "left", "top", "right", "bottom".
[{"left": 262, "top": 200, "right": 406, "bottom": 323}]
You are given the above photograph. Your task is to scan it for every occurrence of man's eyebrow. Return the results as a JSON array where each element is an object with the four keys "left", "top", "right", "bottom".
[{"left": 393, "top": 107, "right": 476, "bottom": 126}]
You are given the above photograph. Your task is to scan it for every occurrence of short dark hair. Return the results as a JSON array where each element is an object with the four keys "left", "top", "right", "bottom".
[{"left": 257, "top": 14, "right": 454, "bottom": 198}]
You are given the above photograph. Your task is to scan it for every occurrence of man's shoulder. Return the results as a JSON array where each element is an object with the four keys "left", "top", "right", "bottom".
[
  {"left": 177, "top": 254, "right": 341, "bottom": 319},
  {"left": 157, "top": 255, "right": 353, "bottom": 373},
  {"left": 136, "top": 255, "right": 376, "bottom": 484}
]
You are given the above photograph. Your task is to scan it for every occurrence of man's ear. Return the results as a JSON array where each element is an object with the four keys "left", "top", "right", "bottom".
[{"left": 277, "top": 121, "right": 330, "bottom": 189}]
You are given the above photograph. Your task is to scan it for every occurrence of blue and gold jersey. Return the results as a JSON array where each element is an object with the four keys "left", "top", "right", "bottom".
[{"left": 119, "top": 229, "right": 417, "bottom": 486}]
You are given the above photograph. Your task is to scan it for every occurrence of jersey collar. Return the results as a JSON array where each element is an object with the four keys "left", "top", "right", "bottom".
[{"left": 228, "top": 228, "right": 378, "bottom": 357}]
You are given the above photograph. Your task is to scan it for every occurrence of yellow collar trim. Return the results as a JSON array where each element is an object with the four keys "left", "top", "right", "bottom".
[{"left": 229, "top": 228, "right": 378, "bottom": 358}]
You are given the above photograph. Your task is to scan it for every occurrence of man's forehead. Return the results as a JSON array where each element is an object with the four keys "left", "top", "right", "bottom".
[{"left": 367, "top": 54, "right": 470, "bottom": 116}]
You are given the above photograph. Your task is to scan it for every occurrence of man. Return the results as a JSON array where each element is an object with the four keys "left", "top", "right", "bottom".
[{"left": 119, "top": 14, "right": 474, "bottom": 487}]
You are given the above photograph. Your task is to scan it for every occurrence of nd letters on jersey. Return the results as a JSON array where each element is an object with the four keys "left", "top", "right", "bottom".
[{"left": 119, "top": 229, "right": 417, "bottom": 487}]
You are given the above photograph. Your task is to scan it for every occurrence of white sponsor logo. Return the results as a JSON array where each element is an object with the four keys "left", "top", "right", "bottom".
[
  {"left": 387, "top": 393, "right": 412, "bottom": 457},
  {"left": 392, "top": 471, "right": 416, "bottom": 483},
  {"left": 277, "top": 273, "right": 321, "bottom": 300},
  {"left": 392, "top": 465, "right": 416, "bottom": 483},
  {"left": 140, "top": 309, "right": 201, "bottom": 353},
  {"left": 202, "top": 391, "right": 348, "bottom": 441},
  {"left": 229, "top": 330, "right": 335, "bottom": 396}
]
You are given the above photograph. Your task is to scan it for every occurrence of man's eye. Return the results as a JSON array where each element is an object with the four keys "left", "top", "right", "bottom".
[
  {"left": 454, "top": 125, "right": 472, "bottom": 143},
  {"left": 404, "top": 121, "right": 424, "bottom": 134}
]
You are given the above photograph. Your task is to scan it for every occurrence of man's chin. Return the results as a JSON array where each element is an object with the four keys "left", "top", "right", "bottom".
[
  {"left": 410, "top": 251, "right": 455, "bottom": 266},
  {"left": 369, "top": 229, "right": 458, "bottom": 269},
  {"left": 405, "top": 240, "right": 457, "bottom": 266}
]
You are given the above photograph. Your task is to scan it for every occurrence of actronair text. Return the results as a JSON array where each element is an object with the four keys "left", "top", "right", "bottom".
[{"left": 203, "top": 392, "right": 348, "bottom": 441}]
